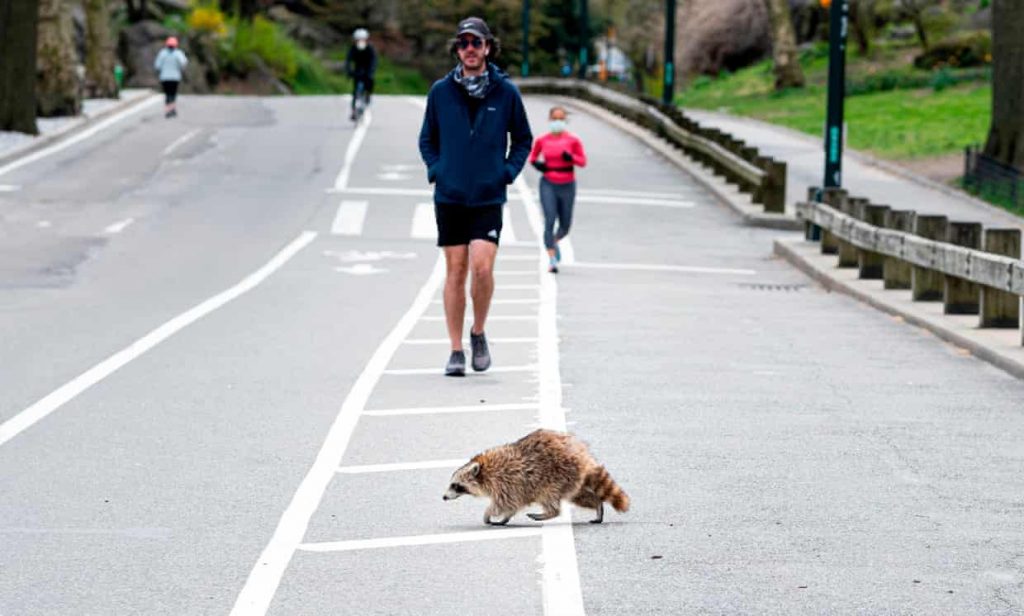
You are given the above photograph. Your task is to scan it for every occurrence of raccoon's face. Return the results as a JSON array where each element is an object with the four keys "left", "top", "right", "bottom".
[{"left": 443, "top": 461, "right": 482, "bottom": 501}]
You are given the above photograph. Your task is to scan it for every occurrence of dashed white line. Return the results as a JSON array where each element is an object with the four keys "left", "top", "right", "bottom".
[
  {"left": 575, "top": 195, "right": 694, "bottom": 208},
  {"left": 0, "top": 231, "right": 317, "bottom": 448},
  {"left": 161, "top": 128, "right": 200, "bottom": 156},
  {"left": 328, "top": 187, "right": 433, "bottom": 197},
  {"left": 297, "top": 527, "right": 541, "bottom": 553},
  {"left": 331, "top": 200, "right": 368, "bottom": 236},
  {"left": 362, "top": 403, "right": 539, "bottom": 417},
  {"left": 104, "top": 218, "right": 135, "bottom": 234},
  {"left": 337, "top": 459, "right": 465, "bottom": 474},
  {"left": 332, "top": 108, "right": 373, "bottom": 191},
  {"left": 0, "top": 184, "right": 21, "bottom": 192},
  {"left": 411, "top": 202, "right": 435, "bottom": 240}
]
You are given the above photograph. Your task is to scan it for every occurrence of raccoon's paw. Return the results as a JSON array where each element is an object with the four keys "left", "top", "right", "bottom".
[
  {"left": 589, "top": 503, "right": 604, "bottom": 524},
  {"left": 527, "top": 512, "right": 558, "bottom": 522},
  {"left": 484, "top": 514, "right": 511, "bottom": 526}
]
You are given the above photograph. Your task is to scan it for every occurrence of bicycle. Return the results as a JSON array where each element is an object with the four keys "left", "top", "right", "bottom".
[{"left": 352, "top": 78, "right": 369, "bottom": 123}]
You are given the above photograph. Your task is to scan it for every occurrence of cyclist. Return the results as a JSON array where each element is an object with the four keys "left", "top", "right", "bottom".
[{"left": 345, "top": 28, "right": 377, "bottom": 121}]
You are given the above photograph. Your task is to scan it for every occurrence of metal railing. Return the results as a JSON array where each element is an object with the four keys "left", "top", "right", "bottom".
[
  {"left": 797, "top": 187, "right": 1024, "bottom": 344},
  {"left": 516, "top": 77, "right": 787, "bottom": 215}
]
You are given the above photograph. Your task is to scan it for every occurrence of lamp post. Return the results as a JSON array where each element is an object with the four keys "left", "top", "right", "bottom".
[
  {"left": 521, "top": 0, "right": 530, "bottom": 77},
  {"left": 662, "top": 0, "right": 677, "bottom": 104},
  {"left": 811, "top": 0, "right": 848, "bottom": 240}
]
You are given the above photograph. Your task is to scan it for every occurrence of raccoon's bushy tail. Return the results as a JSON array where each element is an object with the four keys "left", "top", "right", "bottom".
[{"left": 588, "top": 466, "right": 630, "bottom": 512}]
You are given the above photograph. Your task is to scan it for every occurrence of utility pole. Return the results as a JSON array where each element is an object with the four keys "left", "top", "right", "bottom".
[
  {"left": 811, "top": 0, "right": 848, "bottom": 240},
  {"left": 521, "top": 0, "right": 530, "bottom": 77},
  {"left": 662, "top": 0, "right": 677, "bottom": 104},
  {"left": 578, "top": 0, "right": 589, "bottom": 79}
]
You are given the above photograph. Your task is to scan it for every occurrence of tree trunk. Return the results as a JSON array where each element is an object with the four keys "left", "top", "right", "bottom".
[
  {"left": 37, "top": 0, "right": 81, "bottom": 117},
  {"left": 851, "top": 0, "right": 874, "bottom": 57},
  {"left": 85, "top": 0, "right": 117, "bottom": 98},
  {"left": 0, "top": 0, "right": 40, "bottom": 134},
  {"left": 765, "top": 0, "right": 805, "bottom": 90},
  {"left": 984, "top": 0, "right": 1024, "bottom": 172}
]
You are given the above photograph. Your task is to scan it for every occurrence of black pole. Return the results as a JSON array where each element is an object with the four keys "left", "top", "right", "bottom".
[
  {"left": 662, "top": 0, "right": 676, "bottom": 104},
  {"left": 812, "top": 0, "right": 848, "bottom": 241},
  {"left": 521, "top": 0, "right": 530, "bottom": 77},
  {"left": 578, "top": 0, "right": 589, "bottom": 79}
]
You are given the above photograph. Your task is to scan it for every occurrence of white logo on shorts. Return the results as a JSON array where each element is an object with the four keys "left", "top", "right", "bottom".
[{"left": 488, "top": 229, "right": 498, "bottom": 238}]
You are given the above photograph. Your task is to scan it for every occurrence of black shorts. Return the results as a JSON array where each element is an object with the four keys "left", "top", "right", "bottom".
[
  {"left": 161, "top": 80, "right": 179, "bottom": 104},
  {"left": 434, "top": 203, "right": 503, "bottom": 247}
]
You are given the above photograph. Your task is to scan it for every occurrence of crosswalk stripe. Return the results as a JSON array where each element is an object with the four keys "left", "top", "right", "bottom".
[
  {"left": 411, "top": 202, "right": 434, "bottom": 240},
  {"left": 331, "top": 200, "right": 368, "bottom": 236},
  {"left": 503, "top": 204, "right": 517, "bottom": 242}
]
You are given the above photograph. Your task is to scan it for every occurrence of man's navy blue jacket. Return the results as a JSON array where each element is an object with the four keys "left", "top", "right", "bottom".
[{"left": 418, "top": 64, "right": 533, "bottom": 207}]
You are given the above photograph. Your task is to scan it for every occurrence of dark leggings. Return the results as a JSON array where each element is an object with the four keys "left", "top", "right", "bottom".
[
  {"left": 161, "top": 80, "right": 179, "bottom": 104},
  {"left": 539, "top": 177, "right": 576, "bottom": 250}
]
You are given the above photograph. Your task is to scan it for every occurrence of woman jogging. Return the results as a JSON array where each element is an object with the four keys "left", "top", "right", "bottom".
[
  {"left": 154, "top": 37, "right": 188, "bottom": 119},
  {"left": 528, "top": 106, "right": 587, "bottom": 273}
]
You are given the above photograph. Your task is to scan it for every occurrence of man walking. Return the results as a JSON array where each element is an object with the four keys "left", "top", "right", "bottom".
[{"left": 418, "top": 17, "right": 533, "bottom": 377}]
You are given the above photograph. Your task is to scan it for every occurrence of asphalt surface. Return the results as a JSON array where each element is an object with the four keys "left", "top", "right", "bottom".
[{"left": 1, "top": 92, "right": 1023, "bottom": 615}]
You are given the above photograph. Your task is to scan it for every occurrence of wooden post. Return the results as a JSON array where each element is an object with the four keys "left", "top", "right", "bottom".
[
  {"left": 820, "top": 188, "right": 846, "bottom": 255},
  {"left": 883, "top": 209, "right": 916, "bottom": 289},
  {"left": 943, "top": 222, "right": 983, "bottom": 314},
  {"left": 836, "top": 197, "right": 865, "bottom": 268},
  {"left": 762, "top": 159, "right": 786, "bottom": 214},
  {"left": 980, "top": 228, "right": 1021, "bottom": 327},
  {"left": 912, "top": 215, "right": 948, "bottom": 301},
  {"left": 858, "top": 204, "right": 890, "bottom": 279}
]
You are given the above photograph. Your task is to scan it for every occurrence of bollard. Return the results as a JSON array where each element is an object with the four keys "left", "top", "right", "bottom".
[
  {"left": 858, "top": 204, "right": 890, "bottom": 279},
  {"left": 820, "top": 188, "right": 846, "bottom": 255},
  {"left": 883, "top": 210, "right": 916, "bottom": 289},
  {"left": 980, "top": 228, "right": 1021, "bottom": 328},
  {"left": 805, "top": 186, "right": 821, "bottom": 241},
  {"left": 912, "top": 215, "right": 949, "bottom": 301},
  {"left": 943, "top": 222, "right": 983, "bottom": 314},
  {"left": 762, "top": 160, "right": 786, "bottom": 214},
  {"left": 836, "top": 197, "right": 866, "bottom": 268}
]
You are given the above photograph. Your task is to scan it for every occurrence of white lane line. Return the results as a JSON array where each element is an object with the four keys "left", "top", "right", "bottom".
[
  {"left": 337, "top": 459, "right": 465, "bottom": 474},
  {"left": 558, "top": 238, "right": 576, "bottom": 265},
  {"left": 298, "top": 527, "right": 541, "bottom": 553},
  {"left": 503, "top": 204, "right": 518, "bottom": 243},
  {"left": 0, "top": 184, "right": 21, "bottom": 192},
  {"left": 411, "top": 202, "right": 435, "bottom": 240},
  {"left": 229, "top": 253, "right": 444, "bottom": 616},
  {"left": 496, "top": 270, "right": 536, "bottom": 276},
  {"left": 431, "top": 298, "right": 538, "bottom": 305},
  {"left": 103, "top": 217, "right": 135, "bottom": 234},
  {"left": 402, "top": 337, "right": 539, "bottom": 345},
  {"left": 362, "top": 403, "right": 539, "bottom": 417},
  {"left": 0, "top": 95, "right": 161, "bottom": 178},
  {"left": 575, "top": 195, "right": 694, "bottom": 208},
  {"left": 161, "top": 128, "right": 200, "bottom": 156},
  {"left": 332, "top": 108, "right": 373, "bottom": 191},
  {"left": 0, "top": 231, "right": 317, "bottom": 448},
  {"left": 578, "top": 188, "right": 691, "bottom": 200},
  {"left": 572, "top": 261, "right": 756, "bottom": 276},
  {"left": 382, "top": 364, "right": 536, "bottom": 376},
  {"left": 419, "top": 315, "right": 536, "bottom": 322},
  {"left": 331, "top": 200, "right": 368, "bottom": 236},
  {"left": 515, "top": 175, "right": 586, "bottom": 616}
]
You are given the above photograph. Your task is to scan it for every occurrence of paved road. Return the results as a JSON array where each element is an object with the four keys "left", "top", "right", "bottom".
[{"left": 1, "top": 93, "right": 1023, "bottom": 615}]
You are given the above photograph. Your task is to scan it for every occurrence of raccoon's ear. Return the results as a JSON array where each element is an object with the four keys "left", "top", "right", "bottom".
[{"left": 468, "top": 462, "right": 481, "bottom": 477}]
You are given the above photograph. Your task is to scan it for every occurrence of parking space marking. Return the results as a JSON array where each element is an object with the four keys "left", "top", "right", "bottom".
[
  {"left": 297, "top": 527, "right": 541, "bottom": 553},
  {"left": 362, "top": 403, "right": 539, "bottom": 417}
]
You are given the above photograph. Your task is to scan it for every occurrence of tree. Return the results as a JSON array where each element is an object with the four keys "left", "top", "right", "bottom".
[
  {"left": 983, "top": 0, "right": 1024, "bottom": 171},
  {"left": 850, "top": 0, "right": 876, "bottom": 56},
  {"left": 0, "top": 0, "right": 40, "bottom": 134},
  {"left": 37, "top": 0, "right": 81, "bottom": 117},
  {"left": 900, "top": 0, "right": 933, "bottom": 51},
  {"left": 85, "top": 0, "right": 117, "bottom": 98},
  {"left": 765, "top": 0, "right": 805, "bottom": 89}
]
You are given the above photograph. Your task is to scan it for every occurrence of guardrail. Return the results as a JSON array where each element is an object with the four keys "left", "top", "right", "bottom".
[
  {"left": 516, "top": 77, "right": 787, "bottom": 215},
  {"left": 797, "top": 187, "right": 1024, "bottom": 344}
]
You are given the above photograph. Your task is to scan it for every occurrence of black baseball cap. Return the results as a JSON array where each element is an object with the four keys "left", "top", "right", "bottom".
[{"left": 456, "top": 17, "right": 491, "bottom": 40}]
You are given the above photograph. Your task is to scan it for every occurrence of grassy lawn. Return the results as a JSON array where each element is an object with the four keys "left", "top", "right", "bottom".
[{"left": 677, "top": 48, "right": 991, "bottom": 161}]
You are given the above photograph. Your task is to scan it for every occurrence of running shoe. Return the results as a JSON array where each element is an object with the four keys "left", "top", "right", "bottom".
[
  {"left": 555, "top": 244, "right": 562, "bottom": 263},
  {"left": 470, "top": 332, "right": 491, "bottom": 372},
  {"left": 445, "top": 350, "right": 466, "bottom": 377}
]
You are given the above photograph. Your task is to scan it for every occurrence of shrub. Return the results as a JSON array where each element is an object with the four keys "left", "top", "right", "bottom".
[
  {"left": 221, "top": 16, "right": 298, "bottom": 79},
  {"left": 187, "top": 5, "right": 227, "bottom": 37},
  {"left": 914, "top": 30, "right": 992, "bottom": 70}
]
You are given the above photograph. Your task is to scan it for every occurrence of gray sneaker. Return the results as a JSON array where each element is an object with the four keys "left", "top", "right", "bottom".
[
  {"left": 445, "top": 350, "right": 466, "bottom": 377},
  {"left": 470, "top": 332, "right": 491, "bottom": 372}
]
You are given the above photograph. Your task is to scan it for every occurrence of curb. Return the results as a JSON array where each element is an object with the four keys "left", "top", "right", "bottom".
[
  {"left": 0, "top": 89, "right": 160, "bottom": 169},
  {"left": 688, "top": 108, "right": 1022, "bottom": 225},
  {"left": 542, "top": 95, "right": 803, "bottom": 231},
  {"left": 774, "top": 237, "right": 1024, "bottom": 381}
]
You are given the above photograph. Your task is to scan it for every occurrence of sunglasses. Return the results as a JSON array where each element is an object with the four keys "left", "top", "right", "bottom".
[{"left": 456, "top": 37, "right": 484, "bottom": 50}]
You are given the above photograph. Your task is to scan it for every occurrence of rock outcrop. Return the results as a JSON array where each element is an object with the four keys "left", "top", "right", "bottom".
[{"left": 678, "top": 0, "right": 773, "bottom": 77}]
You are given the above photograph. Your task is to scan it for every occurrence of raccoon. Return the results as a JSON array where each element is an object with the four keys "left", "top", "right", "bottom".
[{"left": 443, "top": 429, "right": 630, "bottom": 525}]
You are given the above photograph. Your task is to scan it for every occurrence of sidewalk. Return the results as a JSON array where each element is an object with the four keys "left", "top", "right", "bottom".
[
  {"left": 0, "top": 88, "right": 157, "bottom": 168},
  {"left": 687, "top": 109, "right": 1024, "bottom": 230}
]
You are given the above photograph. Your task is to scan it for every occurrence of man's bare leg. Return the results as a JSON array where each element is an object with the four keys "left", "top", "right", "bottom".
[
  {"left": 443, "top": 246, "right": 469, "bottom": 351},
  {"left": 469, "top": 239, "right": 497, "bottom": 335}
]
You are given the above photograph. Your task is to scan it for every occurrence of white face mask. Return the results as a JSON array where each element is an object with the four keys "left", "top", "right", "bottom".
[
  {"left": 549, "top": 119, "right": 567, "bottom": 134},
  {"left": 356, "top": 40, "right": 367, "bottom": 50}
]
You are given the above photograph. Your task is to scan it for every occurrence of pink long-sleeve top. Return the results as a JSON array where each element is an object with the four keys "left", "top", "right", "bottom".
[{"left": 527, "top": 131, "right": 587, "bottom": 184}]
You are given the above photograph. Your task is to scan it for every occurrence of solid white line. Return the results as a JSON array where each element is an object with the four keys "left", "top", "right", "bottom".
[
  {"left": 572, "top": 261, "right": 756, "bottom": 276},
  {"left": 402, "top": 337, "right": 539, "bottom": 345},
  {"left": 0, "top": 184, "right": 21, "bottom": 192},
  {"left": 0, "top": 231, "right": 317, "bottom": 448},
  {"left": 331, "top": 200, "right": 368, "bottom": 236},
  {"left": 362, "top": 403, "right": 539, "bottom": 417},
  {"left": 382, "top": 364, "right": 536, "bottom": 376},
  {"left": 419, "top": 315, "right": 535, "bottom": 322},
  {"left": 103, "top": 217, "right": 135, "bottom": 234},
  {"left": 298, "top": 527, "right": 541, "bottom": 553},
  {"left": 503, "top": 204, "right": 518, "bottom": 243},
  {"left": 411, "top": 202, "right": 434, "bottom": 240},
  {"left": 229, "top": 253, "right": 444, "bottom": 616},
  {"left": 575, "top": 195, "right": 694, "bottom": 208},
  {"left": 161, "top": 128, "right": 200, "bottom": 156},
  {"left": 0, "top": 95, "right": 161, "bottom": 178},
  {"left": 515, "top": 175, "right": 585, "bottom": 616},
  {"left": 329, "top": 187, "right": 433, "bottom": 197},
  {"left": 332, "top": 108, "right": 373, "bottom": 191},
  {"left": 337, "top": 459, "right": 465, "bottom": 474},
  {"left": 501, "top": 254, "right": 539, "bottom": 261}
]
